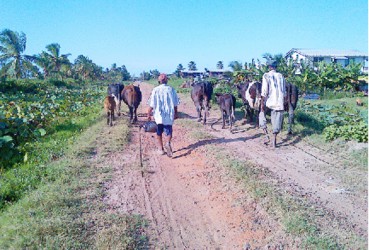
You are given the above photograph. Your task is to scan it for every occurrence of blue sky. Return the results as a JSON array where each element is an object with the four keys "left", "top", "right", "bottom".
[{"left": 1, "top": 0, "right": 368, "bottom": 76}]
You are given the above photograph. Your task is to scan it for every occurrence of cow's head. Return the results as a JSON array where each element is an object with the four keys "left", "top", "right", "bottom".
[
  {"left": 215, "top": 93, "right": 223, "bottom": 104},
  {"left": 236, "top": 82, "right": 249, "bottom": 101}
]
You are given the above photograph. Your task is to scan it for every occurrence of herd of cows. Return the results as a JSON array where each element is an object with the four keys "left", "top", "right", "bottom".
[{"left": 104, "top": 80, "right": 298, "bottom": 136}]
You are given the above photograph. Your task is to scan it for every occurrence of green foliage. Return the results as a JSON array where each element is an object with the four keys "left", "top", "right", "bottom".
[
  {"left": 104, "top": 64, "right": 130, "bottom": 82},
  {"left": 296, "top": 99, "right": 368, "bottom": 142},
  {"left": 0, "top": 87, "right": 103, "bottom": 210},
  {"left": 323, "top": 123, "right": 368, "bottom": 142},
  {"left": 0, "top": 29, "right": 39, "bottom": 79},
  {"left": 0, "top": 79, "right": 104, "bottom": 169}
]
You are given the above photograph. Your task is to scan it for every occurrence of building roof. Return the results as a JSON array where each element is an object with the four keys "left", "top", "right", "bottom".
[
  {"left": 207, "top": 69, "right": 231, "bottom": 73},
  {"left": 180, "top": 70, "right": 203, "bottom": 73},
  {"left": 286, "top": 48, "right": 368, "bottom": 58}
]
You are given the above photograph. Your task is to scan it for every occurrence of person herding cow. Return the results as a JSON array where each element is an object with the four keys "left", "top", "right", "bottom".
[
  {"left": 147, "top": 73, "right": 180, "bottom": 157},
  {"left": 260, "top": 60, "right": 286, "bottom": 148}
]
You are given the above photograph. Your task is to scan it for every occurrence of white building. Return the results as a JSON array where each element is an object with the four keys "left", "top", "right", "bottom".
[{"left": 285, "top": 48, "right": 368, "bottom": 72}]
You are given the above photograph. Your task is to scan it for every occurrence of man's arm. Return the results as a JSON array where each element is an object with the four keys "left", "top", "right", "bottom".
[{"left": 174, "top": 106, "right": 178, "bottom": 119}]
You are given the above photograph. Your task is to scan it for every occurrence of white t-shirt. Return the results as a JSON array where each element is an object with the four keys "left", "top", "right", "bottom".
[
  {"left": 261, "top": 70, "right": 286, "bottom": 111},
  {"left": 148, "top": 84, "right": 180, "bottom": 125}
]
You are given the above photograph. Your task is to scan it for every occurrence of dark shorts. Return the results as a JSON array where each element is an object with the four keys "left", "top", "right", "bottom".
[{"left": 157, "top": 124, "right": 173, "bottom": 136}]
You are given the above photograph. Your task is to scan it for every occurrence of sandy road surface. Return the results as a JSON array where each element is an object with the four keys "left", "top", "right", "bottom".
[{"left": 102, "top": 82, "right": 367, "bottom": 248}]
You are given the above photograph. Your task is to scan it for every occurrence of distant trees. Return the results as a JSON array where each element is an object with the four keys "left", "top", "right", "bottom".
[
  {"left": 140, "top": 71, "right": 151, "bottom": 81},
  {"left": 44, "top": 43, "right": 71, "bottom": 73},
  {"left": 173, "top": 63, "right": 184, "bottom": 77},
  {"left": 0, "top": 29, "right": 132, "bottom": 82},
  {"left": 105, "top": 64, "right": 131, "bottom": 82},
  {"left": 188, "top": 61, "right": 197, "bottom": 71},
  {"left": 228, "top": 61, "right": 243, "bottom": 71},
  {"left": 74, "top": 55, "right": 101, "bottom": 80},
  {"left": 0, "top": 29, "right": 38, "bottom": 78},
  {"left": 33, "top": 43, "right": 71, "bottom": 80},
  {"left": 216, "top": 61, "right": 224, "bottom": 69},
  {"left": 150, "top": 69, "right": 160, "bottom": 79}
]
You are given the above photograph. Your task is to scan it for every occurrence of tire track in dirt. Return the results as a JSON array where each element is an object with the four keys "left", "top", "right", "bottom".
[
  {"left": 203, "top": 99, "right": 367, "bottom": 236},
  {"left": 213, "top": 124, "right": 366, "bottom": 235}
]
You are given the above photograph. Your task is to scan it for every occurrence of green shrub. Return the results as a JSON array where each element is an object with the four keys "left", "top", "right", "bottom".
[{"left": 323, "top": 123, "right": 368, "bottom": 142}]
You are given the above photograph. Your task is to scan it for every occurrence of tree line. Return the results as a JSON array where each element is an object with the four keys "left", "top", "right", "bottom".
[{"left": 0, "top": 29, "right": 130, "bottom": 82}]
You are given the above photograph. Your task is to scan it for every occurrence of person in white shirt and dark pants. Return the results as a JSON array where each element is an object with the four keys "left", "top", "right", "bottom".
[
  {"left": 261, "top": 60, "right": 286, "bottom": 148},
  {"left": 147, "top": 73, "right": 180, "bottom": 157}
]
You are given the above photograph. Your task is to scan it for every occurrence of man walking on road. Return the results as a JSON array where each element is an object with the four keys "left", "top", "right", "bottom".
[
  {"left": 260, "top": 60, "right": 286, "bottom": 148},
  {"left": 147, "top": 73, "right": 180, "bottom": 157}
]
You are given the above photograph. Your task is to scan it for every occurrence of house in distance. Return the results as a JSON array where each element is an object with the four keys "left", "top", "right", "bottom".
[{"left": 285, "top": 48, "right": 368, "bottom": 73}]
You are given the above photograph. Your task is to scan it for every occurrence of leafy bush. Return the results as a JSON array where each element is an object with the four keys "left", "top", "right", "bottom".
[
  {"left": 323, "top": 123, "right": 368, "bottom": 142},
  {"left": 297, "top": 99, "right": 368, "bottom": 142},
  {"left": 0, "top": 79, "right": 104, "bottom": 169}
]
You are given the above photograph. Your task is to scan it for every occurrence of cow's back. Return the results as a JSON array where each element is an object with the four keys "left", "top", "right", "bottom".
[
  {"left": 104, "top": 96, "right": 116, "bottom": 110},
  {"left": 108, "top": 83, "right": 124, "bottom": 99},
  {"left": 191, "top": 83, "right": 204, "bottom": 102},
  {"left": 122, "top": 84, "right": 142, "bottom": 108},
  {"left": 191, "top": 81, "right": 213, "bottom": 101}
]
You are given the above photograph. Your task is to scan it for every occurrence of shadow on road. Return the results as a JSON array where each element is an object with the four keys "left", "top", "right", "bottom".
[{"left": 173, "top": 133, "right": 264, "bottom": 159}]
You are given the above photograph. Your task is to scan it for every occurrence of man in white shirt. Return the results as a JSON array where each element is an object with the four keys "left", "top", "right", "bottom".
[
  {"left": 147, "top": 73, "right": 180, "bottom": 157},
  {"left": 261, "top": 60, "right": 286, "bottom": 148}
]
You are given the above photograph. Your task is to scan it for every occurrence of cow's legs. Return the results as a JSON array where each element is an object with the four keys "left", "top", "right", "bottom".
[
  {"left": 287, "top": 104, "right": 294, "bottom": 134},
  {"left": 246, "top": 106, "right": 253, "bottom": 123},
  {"left": 221, "top": 111, "right": 225, "bottom": 129},
  {"left": 203, "top": 98, "right": 210, "bottom": 125},
  {"left": 117, "top": 101, "right": 121, "bottom": 116},
  {"left": 203, "top": 106, "right": 207, "bottom": 124},
  {"left": 195, "top": 103, "right": 202, "bottom": 122},
  {"left": 228, "top": 110, "right": 233, "bottom": 130},
  {"left": 110, "top": 111, "right": 114, "bottom": 126},
  {"left": 133, "top": 106, "right": 138, "bottom": 123},
  {"left": 107, "top": 111, "right": 110, "bottom": 125},
  {"left": 129, "top": 106, "right": 134, "bottom": 123}
]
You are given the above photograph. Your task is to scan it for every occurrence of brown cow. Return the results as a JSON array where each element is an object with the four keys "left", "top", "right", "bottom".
[
  {"left": 104, "top": 95, "right": 116, "bottom": 126},
  {"left": 121, "top": 84, "right": 142, "bottom": 123}
]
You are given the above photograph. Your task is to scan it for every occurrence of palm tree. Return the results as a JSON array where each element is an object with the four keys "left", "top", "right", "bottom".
[
  {"left": 228, "top": 61, "right": 243, "bottom": 71},
  {"left": 44, "top": 43, "right": 71, "bottom": 76},
  {"left": 33, "top": 51, "right": 52, "bottom": 77},
  {"left": 216, "top": 61, "right": 223, "bottom": 69},
  {"left": 188, "top": 61, "right": 197, "bottom": 71},
  {"left": 0, "top": 29, "right": 36, "bottom": 78},
  {"left": 262, "top": 53, "right": 284, "bottom": 66},
  {"left": 174, "top": 63, "right": 184, "bottom": 77},
  {"left": 74, "top": 55, "right": 94, "bottom": 80}
]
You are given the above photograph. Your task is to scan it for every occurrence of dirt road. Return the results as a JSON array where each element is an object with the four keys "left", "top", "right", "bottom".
[{"left": 102, "top": 82, "right": 367, "bottom": 248}]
